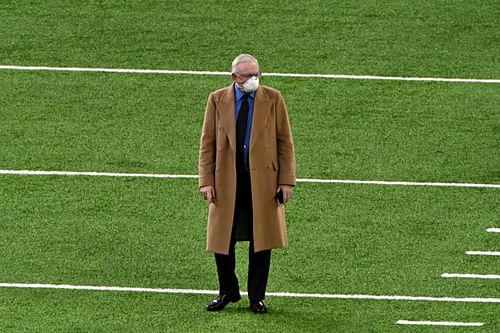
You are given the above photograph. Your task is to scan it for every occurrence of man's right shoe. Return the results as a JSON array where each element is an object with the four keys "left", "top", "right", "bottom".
[{"left": 206, "top": 294, "right": 241, "bottom": 311}]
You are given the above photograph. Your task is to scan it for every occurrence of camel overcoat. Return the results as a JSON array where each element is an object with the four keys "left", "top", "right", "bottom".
[{"left": 198, "top": 83, "right": 296, "bottom": 254}]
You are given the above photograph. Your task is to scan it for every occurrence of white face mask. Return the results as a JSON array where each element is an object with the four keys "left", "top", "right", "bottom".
[{"left": 237, "top": 76, "right": 259, "bottom": 93}]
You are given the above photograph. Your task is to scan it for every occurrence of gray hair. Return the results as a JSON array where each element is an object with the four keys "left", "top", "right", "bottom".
[{"left": 231, "top": 54, "right": 259, "bottom": 73}]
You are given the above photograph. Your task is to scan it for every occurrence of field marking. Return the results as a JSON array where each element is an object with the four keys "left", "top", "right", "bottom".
[
  {"left": 487, "top": 228, "right": 500, "bottom": 233},
  {"left": 0, "top": 169, "right": 198, "bottom": 179},
  {"left": 1, "top": 282, "right": 500, "bottom": 303},
  {"left": 442, "top": 273, "right": 500, "bottom": 280},
  {"left": 1, "top": 65, "right": 500, "bottom": 84},
  {"left": 297, "top": 178, "right": 500, "bottom": 189},
  {"left": 396, "top": 320, "right": 484, "bottom": 327},
  {"left": 1, "top": 169, "right": 500, "bottom": 189},
  {"left": 466, "top": 251, "right": 500, "bottom": 257}
]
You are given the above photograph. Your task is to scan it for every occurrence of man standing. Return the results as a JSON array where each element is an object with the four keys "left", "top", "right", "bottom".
[{"left": 199, "top": 54, "right": 296, "bottom": 314}]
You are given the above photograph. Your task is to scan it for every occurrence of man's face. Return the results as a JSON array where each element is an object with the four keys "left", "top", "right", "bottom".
[{"left": 232, "top": 61, "right": 260, "bottom": 85}]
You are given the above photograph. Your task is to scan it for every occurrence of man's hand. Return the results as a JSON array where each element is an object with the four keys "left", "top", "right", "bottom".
[
  {"left": 200, "top": 185, "right": 216, "bottom": 203},
  {"left": 278, "top": 185, "right": 293, "bottom": 204}
]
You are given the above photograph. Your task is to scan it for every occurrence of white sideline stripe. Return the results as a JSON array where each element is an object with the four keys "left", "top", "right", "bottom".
[
  {"left": 397, "top": 320, "right": 484, "bottom": 327},
  {"left": 466, "top": 251, "right": 500, "bottom": 257},
  {"left": 442, "top": 273, "right": 500, "bottom": 280},
  {"left": 1, "top": 169, "right": 500, "bottom": 189},
  {"left": 1, "top": 65, "right": 500, "bottom": 84},
  {"left": 0, "top": 65, "right": 229, "bottom": 76},
  {"left": 0, "top": 169, "right": 198, "bottom": 179},
  {"left": 1, "top": 283, "right": 500, "bottom": 303},
  {"left": 297, "top": 178, "right": 500, "bottom": 189},
  {"left": 487, "top": 228, "right": 500, "bottom": 233}
]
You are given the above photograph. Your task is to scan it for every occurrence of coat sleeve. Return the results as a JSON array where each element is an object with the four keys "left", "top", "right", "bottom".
[
  {"left": 198, "top": 93, "right": 216, "bottom": 188},
  {"left": 275, "top": 92, "right": 296, "bottom": 186}
]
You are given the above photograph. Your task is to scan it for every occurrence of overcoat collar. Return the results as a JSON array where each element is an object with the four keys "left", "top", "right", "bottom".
[{"left": 215, "top": 83, "right": 272, "bottom": 153}]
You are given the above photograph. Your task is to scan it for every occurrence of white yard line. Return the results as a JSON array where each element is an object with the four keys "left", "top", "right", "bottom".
[
  {"left": 297, "top": 178, "right": 500, "bottom": 189},
  {"left": 0, "top": 169, "right": 198, "bottom": 179},
  {"left": 396, "top": 320, "right": 484, "bottom": 327},
  {"left": 1, "top": 169, "right": 499, "bottom": 189},
  {"left": 487, "top": 228, "right": 500, "bottom": 233},
  {"left": 1, "top": 65, "right": 500, "bottom": 84},
  {"left": 442, "top": 273, "right": 500, "bottom": 280},
  {"left": 1, "top": 282, "right": 500, "bottom": 303},
  {"left": 466, "top": 251, "right": 500, "bottom": 257}
]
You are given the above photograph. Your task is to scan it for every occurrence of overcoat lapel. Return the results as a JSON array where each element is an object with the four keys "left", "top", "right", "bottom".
[
  {"left": 215, "top": 85, "right": 236, "bottom": 153},
  {"left": 250, "top": 87, "right": 272, "bottom": 149},
  {"left": 214, "top": 85, "right": 272, "bottom": 155}
]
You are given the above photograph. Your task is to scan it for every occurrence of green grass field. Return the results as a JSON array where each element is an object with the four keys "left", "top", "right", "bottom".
[{"left": 1, "top": 1, "right": 499, "bottom": 332}]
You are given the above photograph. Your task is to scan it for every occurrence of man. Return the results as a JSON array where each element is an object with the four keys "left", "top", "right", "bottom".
[{"left": 198, "top": 54, "right": 296, "bottom": 314}]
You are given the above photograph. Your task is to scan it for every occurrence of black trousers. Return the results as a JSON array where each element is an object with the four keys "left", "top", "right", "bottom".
[{"left": 214, "top": 169, "right": 271, "bottom": 301}]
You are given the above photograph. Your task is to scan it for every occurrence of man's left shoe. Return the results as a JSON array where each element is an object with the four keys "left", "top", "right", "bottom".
[{"left": 250, "top": 300, "right": 267, "bottom": 314}]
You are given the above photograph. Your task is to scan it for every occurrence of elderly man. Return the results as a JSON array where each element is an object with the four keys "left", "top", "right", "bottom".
[{"left": 199, "top": 54, "right": 296, "bottom": 314}]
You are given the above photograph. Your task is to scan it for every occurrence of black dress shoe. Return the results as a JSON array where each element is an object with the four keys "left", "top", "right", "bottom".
[
  {"left": 250, "top": 300, "right": 267, "bottom": 314},
  {"left": 206, "top": 294, "right": 241, "bottom": 311}
]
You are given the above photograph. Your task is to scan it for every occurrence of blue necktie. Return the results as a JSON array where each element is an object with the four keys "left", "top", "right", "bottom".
[{"left": 236, "top": 94, "right": 249, "bottom": 171}]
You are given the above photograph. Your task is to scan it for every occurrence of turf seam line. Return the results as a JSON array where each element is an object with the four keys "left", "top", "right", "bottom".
[
  {"left": 1, "top": 283, "right": 500, "bottom": 303},
  {"left": 1, "top": 169, "right": 499, "bottom": 189},
  {"left": 1, "top": 65, "right": 500, "bottom": 84}
]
